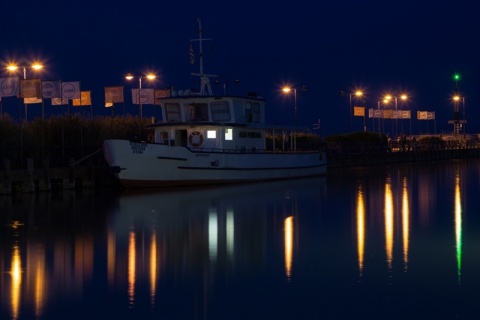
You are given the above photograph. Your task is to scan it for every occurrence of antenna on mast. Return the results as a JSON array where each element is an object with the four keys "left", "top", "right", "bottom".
[{"left": 190, "top": 18, "right": 217, "bottom": 95}]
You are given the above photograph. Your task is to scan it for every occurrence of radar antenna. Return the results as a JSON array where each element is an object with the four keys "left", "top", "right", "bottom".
[{"left": 190, "top": 19, "right": 217, "bottom": 95}]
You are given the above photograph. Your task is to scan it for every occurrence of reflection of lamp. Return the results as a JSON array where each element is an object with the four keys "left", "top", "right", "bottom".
[
  {"left": 284, "top": 216, "right": 294, "bottom": 281},
  {"left": 125, "top": 73, "right": 156, "bottom": 119}
]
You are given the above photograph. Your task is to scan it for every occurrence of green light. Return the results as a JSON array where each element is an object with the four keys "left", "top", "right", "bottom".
[{"left": 453, "top": 73, "right": 461, "bottom": 81}]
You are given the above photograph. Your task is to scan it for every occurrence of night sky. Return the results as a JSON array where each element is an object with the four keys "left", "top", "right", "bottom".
[{"left": 1, "top": 0, "right": 479, "bottom": 136}]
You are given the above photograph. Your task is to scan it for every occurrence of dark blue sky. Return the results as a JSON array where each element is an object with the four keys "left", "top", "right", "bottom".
[{"left": 1, "top": 0, "right": 479, "bottom": 135}]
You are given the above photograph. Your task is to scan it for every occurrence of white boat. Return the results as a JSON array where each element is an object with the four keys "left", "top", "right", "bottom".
[{"left": 103, "top": 21, "right": 327, "bottom": 188}]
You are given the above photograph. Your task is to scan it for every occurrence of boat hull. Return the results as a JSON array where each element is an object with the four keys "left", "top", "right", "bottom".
[{"left": 104, "top": 139, "right": 327, "bottom": 188}]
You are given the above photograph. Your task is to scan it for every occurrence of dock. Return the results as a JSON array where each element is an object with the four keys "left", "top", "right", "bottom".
[{"left": 0, "top": 158, "right": 115, "bottom": 194}]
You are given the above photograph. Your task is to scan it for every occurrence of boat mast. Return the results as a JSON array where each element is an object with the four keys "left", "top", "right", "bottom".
[{"left": 191, "top": 18, "right": 217, "bottom": 95}]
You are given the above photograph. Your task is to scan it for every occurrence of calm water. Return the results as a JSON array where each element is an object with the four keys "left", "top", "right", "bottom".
[{"left": 1, "top": 159, "right": 480, "bottom": 320}]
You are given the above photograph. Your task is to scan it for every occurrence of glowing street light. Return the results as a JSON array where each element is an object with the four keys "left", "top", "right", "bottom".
[
  {"left": 282, "top": 85, "right": 306, "bottom": 127},
  {"left": 349, "top": 90, "right": 363, "bottom": 131},
  {"left": 383, "top": 93, "right": 408, "bottom": 136},
  {"left": 452, "top": 94, "right": 466, "bottom": 136},
  {"left": 125, "top": 72, "right": 156, "bottom": 119},
  {"left": 6, "top": 61, "right": 44, "bottom": 123},
  {"left": 6, "top": 61, "right": 43, "bottom": 79}
]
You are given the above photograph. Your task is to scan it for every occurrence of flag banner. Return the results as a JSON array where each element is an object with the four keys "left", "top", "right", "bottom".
[
  {"left": 0, "top": 77, "right": 19, "bottom": 97},
  {"left": 391, "top": 110, "right": 401, "bottom": 119},
  {"left": 51, "top": 97, "right": 69, "bottom": 105},
  {"left": 105, "top": 86, "right": 124, "bottom": 103},
  {"left": 368, "top": 108, "right": 373, "bottom": 118},
  {"left": 382, "top": 109, "right": 392, "bottom": 119},
  {"left": 24, "top": 97, "right": 42, "bottom": 104},
  {"left": 105, "top": 102, "right": 114, "bottom": 108},
  {"left": 73, "top": 91, "right": 92, "bottom": 106},
  {"left": 353, "top": 106, "right": 365, "bottom": 116},
  {"left": 401, "top": 110, "right": 411, "bottom": 119},
  {"left": 417, "top": 111, "right": 435, "bottom": 120},
  {"left": 374, "top": 109, "right": 382, "bottom": 118},
  {"left": 62, "top": 82, "right": 81, "bottom": 100},
  {"left": 19, "top": 79, "right": 41, "bottom": 98},
  {"left": 154, "top": 89, "right": 170, "bottom": 105},
  {"left": 132, "top": 88, "right": 154, "bottom": 105},
  {"left": 42, "top": 81, "right": 62, "bottom": 98},
  {"left": 189, "top": 42, "right": 195, "bottom": 64}
]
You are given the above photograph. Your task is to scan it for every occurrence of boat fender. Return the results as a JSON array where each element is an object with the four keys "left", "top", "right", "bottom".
[{"left": 189, "top": 131, "right": 204, "bottom": 147}]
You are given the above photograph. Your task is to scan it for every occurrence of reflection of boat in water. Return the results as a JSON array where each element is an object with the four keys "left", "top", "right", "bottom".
[
  {"left": 103, "top": 21, "right": 327, "bottom": 188},
  {"left": 112, "top": 176, "right": 327, "bottom": 236}
]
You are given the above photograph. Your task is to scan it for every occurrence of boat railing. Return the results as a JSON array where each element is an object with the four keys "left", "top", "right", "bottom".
[{"left": 188, "top": 147, "right": 321, "bottom": 154}]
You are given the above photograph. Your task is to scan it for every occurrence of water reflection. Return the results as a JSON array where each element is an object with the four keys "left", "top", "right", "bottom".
[
  {"left": 356, "top": 184, "right": 365, "bottom": 277},
  {"left": 384, "top": 178, "right": 394, "bottom": 271},
  {"left": 455, "top": 172, "right": 463, "bottom": 284},
  {"left": 284, "top": 216, "right": 294, "bottom": 280},
  {"left": 402, "top": 176, "right": 410, "bottom": 272},
  {"left": 2, "top": 160, "right": 480, "bottom": 319}
]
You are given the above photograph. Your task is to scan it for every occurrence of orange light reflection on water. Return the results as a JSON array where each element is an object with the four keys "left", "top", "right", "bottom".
[
  {"left": 356, "top": 184, "right": 366, "bottom": 277},
  {"left": 284, "top": 216, "right": 294, "bottom": 281}
]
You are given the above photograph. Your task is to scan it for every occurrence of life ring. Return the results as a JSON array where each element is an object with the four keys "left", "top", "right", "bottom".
[{"left": 189, "top": 131, "right": 204, "bottom": 147}]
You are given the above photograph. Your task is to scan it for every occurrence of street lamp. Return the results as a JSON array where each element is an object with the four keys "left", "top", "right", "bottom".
[
  {"left": 349, "top": 90, "right": 363, "bottom": 131},
  {"left": 453, "top": 94, "right": 466, "bottom": 136},
  {"left": 282, "top": 85, "right": 307, "bottom": 127},
  {"left": 125, "top": 72, "right": 156, "bottom": 119},
  {"left": 6, "top": 61, "right": 44, "bottom": 122},
  {"left": 383, "top": 94, "right": 408, "bottom": 137},
  {"left": 7, "top": 61, "right": 43, "bottom": 80}
]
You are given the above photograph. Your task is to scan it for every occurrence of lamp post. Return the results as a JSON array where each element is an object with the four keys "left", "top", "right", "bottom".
[
  {"left": 7, "top": 62, "right": 43, "bottom": 80},
  {"left": 126, "top": 72, "right": 156, "bottom": 119},
  {"left": 349, "top": 90, "right": 363, "bottom": 131},
  {"left": 453, "top": 95, "right": 466, "bottom": 137},
  {"left": 282, "top": 86, "right": 298, "bottom": 127},
  {"left": 282, "top": 85, "right": 307, "bottom": 127},
  {"left": 6, "top": 61, "right": 44, "bottom": 122}
]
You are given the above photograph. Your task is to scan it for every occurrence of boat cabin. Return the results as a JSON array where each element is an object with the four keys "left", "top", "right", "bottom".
[{"left": 150, "top": 95, "right": 273, "bottom": 152}]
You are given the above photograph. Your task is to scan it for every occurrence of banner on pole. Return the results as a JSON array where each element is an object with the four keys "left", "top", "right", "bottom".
[
  {"left": 353, "top": 106, "right": 365, "bottom": 117},
  {"left": 20, "top": 79, "right": 41, "bottom": 98},
  {"left": 105, "top": 86, "right": 124, "bottom": 103},
  {"left": 62, "top": 82, "right": 81, "bottom": 100},
  {"left": 0, "top": 77, "right": 19, "bottom": 97},
  {"left": 73, "top": 91, "right": 92, "bottom": 106},
  {"left": 42, "top": 81, "right": 62, "bottom": 98},
  {"left": 131, "top": 88, "right": 154, "bottom": 105}
]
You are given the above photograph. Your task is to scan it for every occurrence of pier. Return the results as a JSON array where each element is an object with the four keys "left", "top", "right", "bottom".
[{"left": 0, "top": 157, "right": 114, "bottom": 195}]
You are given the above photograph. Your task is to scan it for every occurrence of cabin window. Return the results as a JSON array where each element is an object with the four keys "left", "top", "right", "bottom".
[
  {"left": 207, "top": 130, "right": 216, "bottom": 139},
  {"left": 244, "top": 102, "right": 252, "bottom": 122},
  {"left": 186, "top": 103, "right": 209, "bottom": 121},
  {"left": 239, "top": 131, "right": 261, "bottom": 138},
  {"left": 252, "top": 102, "right": 260, "bottom": 122},
  {"left": 165, "top": 103, "right": 181, "bottom": 122},
  {"left": 225, "top": 128, "right": 233, "bottom": 140},
  {"left": 211, "top": 101, "right": 231, "bottom": 121}
]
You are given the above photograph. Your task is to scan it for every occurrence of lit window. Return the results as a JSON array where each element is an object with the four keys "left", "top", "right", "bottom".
[
  {"left": 225, "top": 128, "right": 233, "bottom": 140},
  {"left": 207, "top": 130, "right": 216, "bottom": 139}
]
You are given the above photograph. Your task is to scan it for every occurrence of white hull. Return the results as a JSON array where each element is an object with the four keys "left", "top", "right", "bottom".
[{"left": 104, "top": 139, "right": 327, "bottom": 188}]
